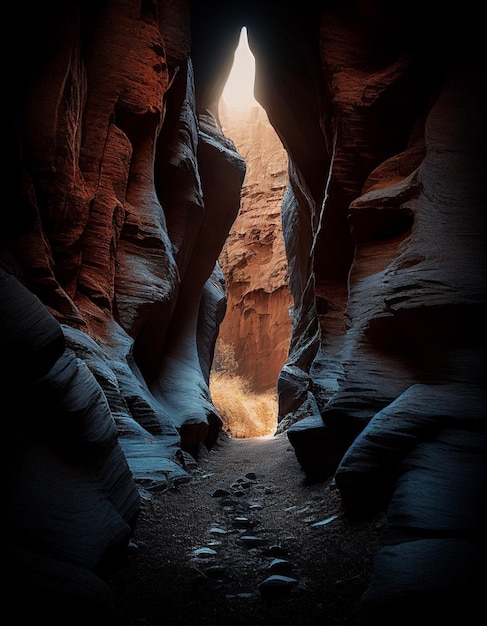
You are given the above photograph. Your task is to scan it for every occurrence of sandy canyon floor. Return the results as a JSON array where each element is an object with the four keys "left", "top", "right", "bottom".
[{"left": 108, "top": 432, "right": 387, "bottom": 626}]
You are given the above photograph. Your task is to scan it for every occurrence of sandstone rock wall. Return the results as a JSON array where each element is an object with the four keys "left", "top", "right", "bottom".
[
  {"left": 217, "top": 104, "right": 292, "bottom": 392},
  {"left": 3, "top": 0, "right": 485, "bottom": 620},
  {"left": 3, "top": 0, "right": 244, "bottom": 613}
]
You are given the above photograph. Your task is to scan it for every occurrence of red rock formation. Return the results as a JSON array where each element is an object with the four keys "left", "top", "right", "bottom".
[
  {"left": 216, "top": 104, "right": 292, "bottom": 392},
  {"left": 3, "top": 1, "right": 243, "bottom": 615},
  {"left": 2, "top": 1, "right": 485, "bottom": 621}
]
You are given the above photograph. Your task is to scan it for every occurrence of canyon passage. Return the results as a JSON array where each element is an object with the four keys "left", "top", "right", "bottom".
[{"left": 3, "top": 2, "right": 485, "bottom": 625}]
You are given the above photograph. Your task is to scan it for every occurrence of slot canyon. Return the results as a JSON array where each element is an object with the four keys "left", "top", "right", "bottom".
[{"left": 3, "top": 1, "right": 485, "bottom": 624}]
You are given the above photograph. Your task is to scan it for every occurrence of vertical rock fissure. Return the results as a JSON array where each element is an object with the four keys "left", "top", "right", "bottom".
[{"left": 210, "top": 27, "right": 292, "bottom": 438}]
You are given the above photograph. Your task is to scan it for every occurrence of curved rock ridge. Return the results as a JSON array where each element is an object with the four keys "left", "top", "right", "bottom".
[
  {"left": 2, "top": 268, "right": 141, "bottom": 614},
  {"left": 3, "top": 1, "right": 485, "bottom": 621},
  {"left": 4, "top": 1, "right": 243, "bottom": 614}
]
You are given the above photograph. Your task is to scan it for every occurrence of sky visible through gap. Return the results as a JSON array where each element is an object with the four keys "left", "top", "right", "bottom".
[
  {"left": 214, "top": 29, "right": 288, "bottom": 439},
  {"left": 221, "top": 26, "right": 258, "bottom": 109}
]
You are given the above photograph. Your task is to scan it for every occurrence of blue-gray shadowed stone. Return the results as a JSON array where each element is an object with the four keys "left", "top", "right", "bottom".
[{"left": 258, "top": 574, "right": 298, "bottom": 596}]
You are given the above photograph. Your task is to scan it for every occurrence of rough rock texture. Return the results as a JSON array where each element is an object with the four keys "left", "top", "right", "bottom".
[
  {"left": 217, "top": 104, "right": 292, "bottom": 392},
  {"left": 3, "top": 0, "right": 485, "bottom": 622}
]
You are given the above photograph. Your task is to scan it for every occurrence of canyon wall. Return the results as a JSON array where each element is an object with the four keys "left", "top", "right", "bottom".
[
  {"left": 216, "top": 103, "right": 292, "bottom": 393},
  {"left": 3, "top": 0, "right": 485, "bottom": 621}
]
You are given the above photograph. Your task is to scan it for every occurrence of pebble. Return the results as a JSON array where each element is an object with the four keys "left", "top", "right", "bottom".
[
  {"left": 220, "top": 498, "right": 239, "bottom": 507},
  {"left": 192, "top": 547, "right": 217, "bottom": 558},
  {"left": 257, "top": 574, "right": 298, "bottom": 596},
  {"left": 311, "top": 514, "right": 339, "bottom": 527},
  {"left": 212, "top": 488, "right": 231, "bottom": 498},
  {"left": 199, "top": 471, "right": 304, "bottom": 597},
  {"left": 267, "top": 558, "right": 292, "bottom": 575},
  {"left": 203, "top": 565, "right": 228, "bottom": 579},
  {"left": 239, "top": 535, "right": 268, "bottom": 548},
  {"left": 262, "top": 544, "right": 288, "bottom": 557},
  {"left": 233, "top": 516, "right": 253, "bottom": 529}
]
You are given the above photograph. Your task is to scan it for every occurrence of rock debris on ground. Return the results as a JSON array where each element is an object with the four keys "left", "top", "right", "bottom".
[{"left": 108, "top": 432, "right": 386, "bottom": 626}]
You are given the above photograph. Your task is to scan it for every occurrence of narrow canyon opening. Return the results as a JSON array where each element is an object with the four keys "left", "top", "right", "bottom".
[
  {"left": 6, "top": 4, "right": 484, "bottom": 623},
  {"left": 210, "top": 27, "right": 292, "bottom": 439}
]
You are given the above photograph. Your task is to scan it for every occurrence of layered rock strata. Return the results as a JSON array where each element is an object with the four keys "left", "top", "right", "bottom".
[
  {"left": 217, "top": 104, "right": 292, "bottom": 393},
  {"left": 3, "top": 1, "right": 485, "bottom": 622}
]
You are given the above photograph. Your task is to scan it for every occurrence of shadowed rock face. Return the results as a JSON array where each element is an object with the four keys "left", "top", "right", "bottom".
[{"left": 3, "top": 0, "right": 485, "bottom": 620}]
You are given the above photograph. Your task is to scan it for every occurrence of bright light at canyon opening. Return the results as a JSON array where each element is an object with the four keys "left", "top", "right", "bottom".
[{"left": 221, "top": 27, "right": 258, "bottom": 109}]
